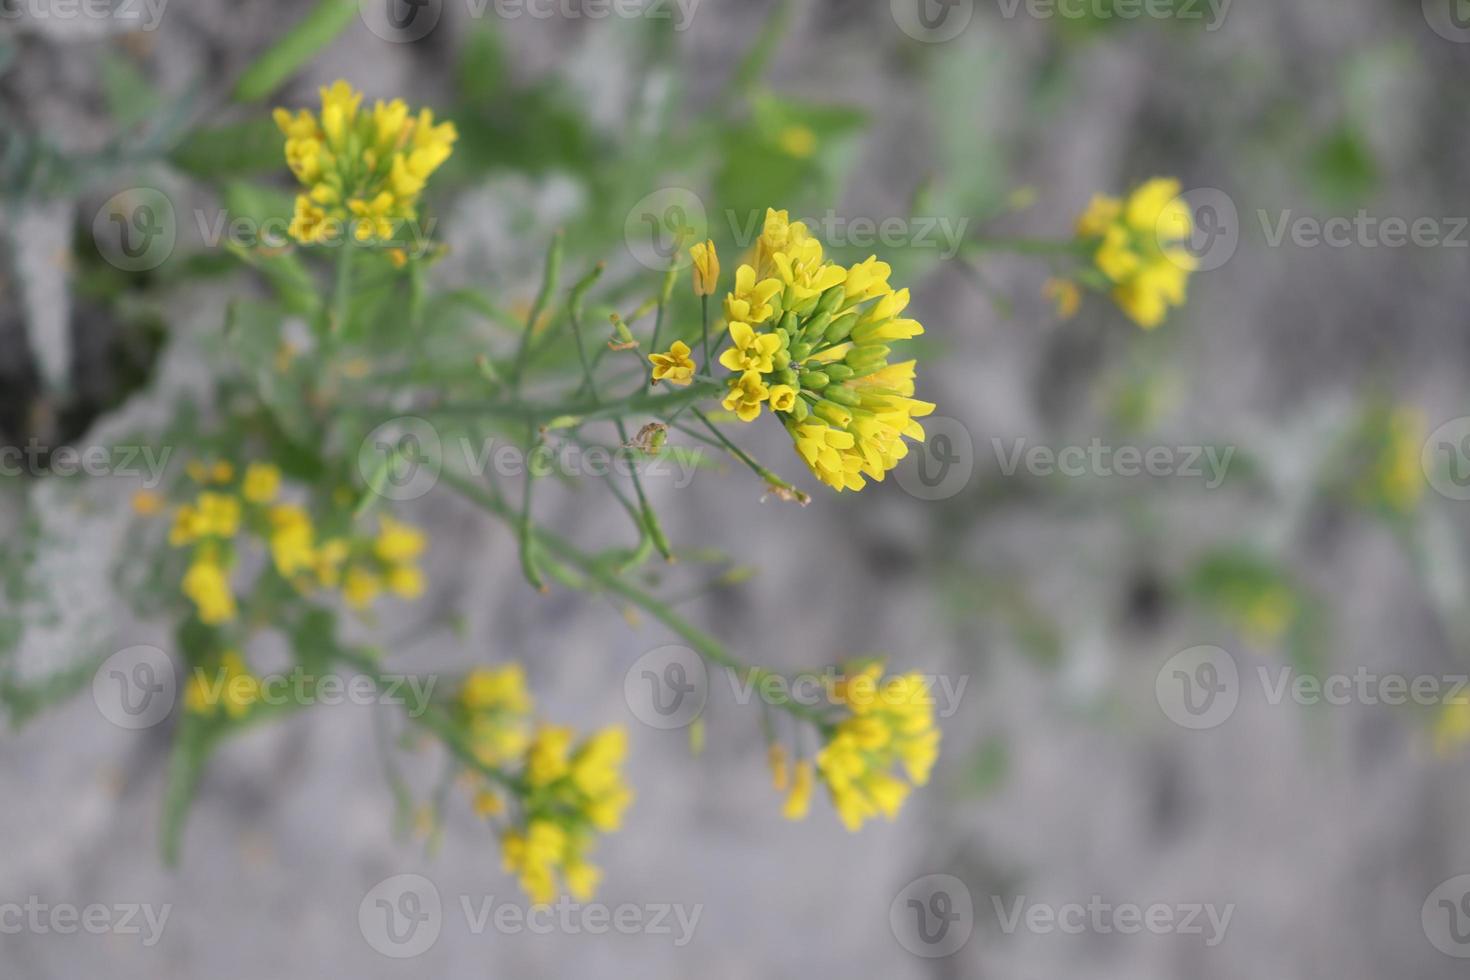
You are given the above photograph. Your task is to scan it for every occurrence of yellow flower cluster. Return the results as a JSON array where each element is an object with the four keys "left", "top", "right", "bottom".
[
  {"left": 161, "top": 460, "right": 427, "bottom": 622},
  {"left": 451, "top": 669, "right": 632, "bottom": 904},
  {"left": 708, "top": 210, "right": 936, "bottom": 492},
  {"left": 274, "top": 81, "right": 457, "bottom": 246},
  {"left": 772, "top": 661, "right": 940, "bottom": 831},
  {"left": 496, "top": 726, "right": 634, "bottom": 904},
  {"left": 184, "top": 650, "right": 260, "bottom": 719},
  {"left": 457, "top": 664, "right": 534, "bottom": 768},
  {"left": 1076, "top": 178, "right": 1197, "bottom": 329}
]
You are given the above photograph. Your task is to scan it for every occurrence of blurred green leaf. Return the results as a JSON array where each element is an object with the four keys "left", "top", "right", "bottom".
[
  {"left": 171, "top": 117, "right": 287, "bottom": 179},
  {"left": 233, "top": 0, "right": 358, "bottom": 103},
  {"left": 100, "top": 51, "right": 159, "bottom": 129}
]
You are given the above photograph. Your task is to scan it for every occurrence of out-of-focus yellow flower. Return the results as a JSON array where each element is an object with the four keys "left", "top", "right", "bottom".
[
  {"left": 1043, "top": 278, "right": 1081, "bottom": 320},
  {"left": 789, "top": 662, "right": 941, "bottom": 831},
  {"left": 768, "top": 743, "right": 790, "bottom": 792},
  {"left": 497, "top": 724, "right": 633, "bottom": 904},
  {"left": 690, "top": 240, "right": 720, "bottom": 297},
  {"left": 649, "top": 341, "right": 697, "bottom": 386},
  {"left": 182, "top": 557, "right": 237, "bottom": 624},
  {"left": 460, "top": 664, "right": 534, "bottom": 767},
  {"left": 1359, "top": 407, "right": 1426, "bottom": 515},
  {"left": 374, "top": 515, "right": 426, "bottom": 564},
  {"left": 242, "top": 462, "right": 281, "bottom": 504},
  {"left": 1434, "top": 696, "right": 1470, "bottom": 757},
  {"left": 184, "top": 651, "right": 259, "bottom": 719},
  {"left": 275, "top": 81, "right": 457, "bottom": 246},
  {"left": 1075, "top": 178, "right": 1196, "bottom": 329},
  {"left": 778, "top": 124, "right": 817, "bottom": 159},
  {"left": 342, "top": 566, "right": 383, "bottom": 610},
  {"left": 781, "top": 760, "right": 814, "bottom": 821},
  {"left": 711, "top": 210, "right": 934, "bottom": 491},
  {"left": 268, "top": 504, "right": 316, "bottom": 578},
  {"left": 131, "top": 490, "right": 163, "bottom": 516}
]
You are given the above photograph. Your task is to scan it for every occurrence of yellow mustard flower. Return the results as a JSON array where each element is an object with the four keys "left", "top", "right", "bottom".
[
  {"left": 275, "top": 81, "right": 457, "bottom": 246},
  {"left": 777, "top": 124, "right": 817, "bottom": 159},
  {"left": 182, "top": 557, "right": 237, "bottom": 624},
  {"left": 649, "top": 341, "right": 697, "bottom": 386},
  {"left": 709, "top": 209, "right": 934, "bottom": 491},
  {"left": 794, "top": 663, "right": 941, "bottom": 831},
  {"left": 722, "top": 370, "right": 770, "bottom": 423},
  {"left": 342, "top": 566, "right": 383, "bottom": 610},
  {"left": 459, "top": 664, "right": 534, "bottom": 767},
  {"left": 690, "top": 240, "right": 720, "bottom": 297},
  {"left": 1076, "top": 178, "right": 1196, "bottom": 329},
  {"left": 184, "top": 651, "right": 259, "bottom": 719},
  {"left": 242, "top": 462, "right": 281, "bottom": 504},
  {"left": 718, "top": 321, "right": 783, "bottom": 374},
  {"left": 497, "top": 724, "right": 632, "bottom": 904}
]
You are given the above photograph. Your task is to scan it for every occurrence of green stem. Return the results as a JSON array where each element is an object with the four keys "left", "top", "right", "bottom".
[
  {"left": 437, "top": 468, "right": 826, "bottom": 726},
  {"left": 691, "top": 406, "right": 809, "bottom": 504}
]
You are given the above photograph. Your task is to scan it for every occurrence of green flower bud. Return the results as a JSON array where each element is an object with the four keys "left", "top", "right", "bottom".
[
  {"left": 791, "top": 397, "right": 810, "bottom": 421},
  {"left": 799, "top": 311, "right": 833, "bottom": 342},
  {"left": 824, "top": 384, "right": 862, "bottom": 408},
  {"left": 790, "top": 342, "right": 813, "bottom": 362},
  {"left": 799, "top": 370, "right": 831, "bottom": 390},
  {"left": 814, "top": 284, "right": 847, "bottom": 317},
  {"left": 823, "top": 312, "right": 860, "bottom": 345},
  {"left": 824, "top": 364, "right": 854, "bottom": 382}
]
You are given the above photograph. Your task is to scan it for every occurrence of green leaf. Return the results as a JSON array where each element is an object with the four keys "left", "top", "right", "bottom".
[
  {"left": 232, "top": 0, "right": 359, "bottom": 103},
  {"left": 100, "top": 52, "right": 159, "bottom": 129},
  {"left": 161, "top": 716, "right": 214, "bottom": 866},
  {"left": 170, "top": 117, "right": 286, "bottom": 179}
]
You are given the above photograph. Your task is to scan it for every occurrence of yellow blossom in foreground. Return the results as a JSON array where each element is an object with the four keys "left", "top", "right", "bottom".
[
  {"left": 649, "top": 341, "right": 697, "bottom": 386},
  {"left": 1076, "top": 178, "right": 1196, "bottom": 329},
  {"left": 710, "top": 209, "right": 934, "bottom": 491},
  {"left": 275, "top": 81, "right": 457, "bottom": 246}
]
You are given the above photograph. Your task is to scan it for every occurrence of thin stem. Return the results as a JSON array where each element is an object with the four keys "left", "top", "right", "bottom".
[
  {"left": 699, "top": 294, "right": 711, "bottom": 369},
  {"left": 691, "top": 406, "right": 809, "bottom": 504}
]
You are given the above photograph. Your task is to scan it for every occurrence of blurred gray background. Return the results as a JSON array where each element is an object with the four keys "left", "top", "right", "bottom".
[{"left": 5, "top": 0, "right": 1470, "bottom": 976}]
